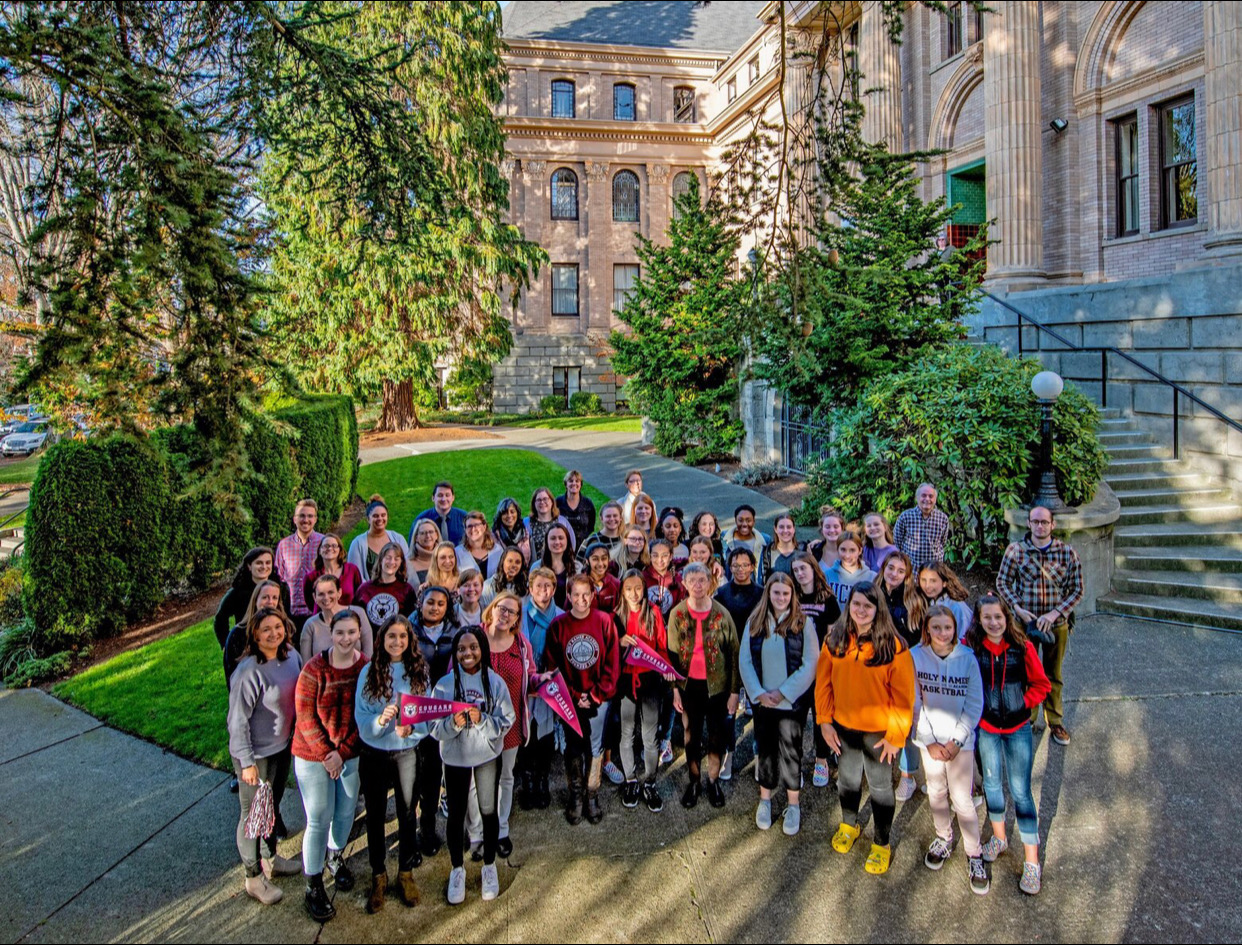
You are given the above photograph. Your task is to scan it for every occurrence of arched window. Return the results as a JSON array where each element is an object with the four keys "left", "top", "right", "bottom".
[
  {"left": 614, "top": 83, "right": 636, "bottom": 121},
  {"left": 551, "top": 168, "right": 578, "bottom": 220},
  {"left": 613, "top": 170, "right": 639, "bottom": 223},
  {"left": 551, "top": 79, "right": 575, "bottom": 118},
  {"left": 673, "top": 86, "right": 695, "bottom": 123},
  {"left": 672, "top": 171, "right": 696, "bottom": 218}
]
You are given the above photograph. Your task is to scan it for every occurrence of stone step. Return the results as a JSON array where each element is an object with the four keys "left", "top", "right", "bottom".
[
  {"left": 1098, "top": 417, "right": 1139, "bottom": 430},
  {"left": 1097, "top": 592, "right": 1242, "bottom": 632},
  {"left": 1103, "top": 444, "right": 1171, "bottom": 460},
  {"left": 1111, "top": 485, "right": 1234, "bottom": 507},
  {"left": 1112, "top": 570, "right": 1242, "bottom": 605},
  {"left": 1105, "top": 470, "right": 1213, "bottom": 490},
  {"left": 1105, "top": 458, "right": 1188, "bottom": 476},
  {"left": 1097, "top": 430, "right": 1156, "bottom": 446},
  {"left": 1114, "top": 521, "right": 1242, "bottom": 549},
  {"left": 1117, "top": 503, "right": 1242, "bottom": 526},
  {"left": 1115, "top": 547, "right": 1242, "bottom": 574},
  {"left": 1098, "top": 407, "right": 1123, "bottom": 420}
]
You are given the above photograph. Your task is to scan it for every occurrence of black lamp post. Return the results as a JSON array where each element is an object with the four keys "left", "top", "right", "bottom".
[{"left": 1030, "top": 370, "right": 1073, "bottom": 513}]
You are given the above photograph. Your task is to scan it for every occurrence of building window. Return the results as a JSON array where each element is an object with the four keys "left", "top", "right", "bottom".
[
  {"left": 726, "top": 75, "right": 737, "bottom": 103},
  {"left": 673, "top": 86, "right": 695, "bottom": 123},
  {"left": 551, "top": 79, "right": 575, "bottom": 118},
  {"left": 1115, "top": 115, "right": 1139, "bottom": 237},
  {"left": 613, "top": 263, "right": 639, "bottom": 313},
  {"left": 614, "top": 83, "right": 635, "bottom": 121},
  {"left": 1159, "top": 96, "right": 1197, "bottom": 229},
  {"left": 748, "top": 56, "right": 760, "bottom": 85},
  {"left": 945, "top": 2, "right": 964, "bottom": 58},
  {"left": 552, "top": 366, "right": 581, "bottom": 407},
  {"left": 550, "top": 168, "right": 579, "bottom": 221},
  {"left": 613, "top": 170, "right": 639, "bottom": 223},
  {"left": 551, "top": 264, "right": 579, "bottom": 316},
  {"left": 672, "top": 171, "right": 697, "bottom": 218},
  {"left": 971, "top": 6, "right": 985, "bottom": 45}
]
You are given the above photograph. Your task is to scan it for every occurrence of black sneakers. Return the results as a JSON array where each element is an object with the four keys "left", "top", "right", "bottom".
[
  {"left": 706, "top": 779, "right": 726, "bottom": 809},
  {"left": 968, "top": 855, "right": 991, "bottom": 895},
  {"left": 680, "top": 780, "right": 702, "bottom": 808},
  {"left": 326, "top": 850, "right": 355, "bottom": 892},
  {"left": 642, "top": 781, "right": 663, "bottom": 812},
  {"left": 621, "top": 781, "right": 641, "bottom": 808}
]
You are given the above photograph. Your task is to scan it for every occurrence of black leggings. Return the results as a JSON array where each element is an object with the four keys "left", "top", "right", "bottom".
[
  {"left": 836, "top": 724, "right": 896, "bottom": 845},
  {"left": 680, "top": 679, "right": 730, "bottom": 782},
  {"left": 359, "top": 745, "right": 420, "bottom": 873},
  {"left": 754, "top": 706, "right": 804, "bottom": 793},
  {"left": 416, "top": 737, "right": 442, "bottom": 842},
  {"left": 445, "top": 758, "right": 501, "bottom": 868}
]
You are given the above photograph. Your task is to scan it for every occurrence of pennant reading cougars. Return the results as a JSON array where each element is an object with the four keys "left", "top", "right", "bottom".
[
  {"left": 624, "top": 637, "right": 686, "bottom": 680},
  {"left": 399, "top": 693, "right": 477, "bottom": 725},
  {"left": 537, "top": 670, "right": 583, "bottom": 736}
]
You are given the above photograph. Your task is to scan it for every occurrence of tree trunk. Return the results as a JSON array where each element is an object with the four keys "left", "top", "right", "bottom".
[{"left": 376, "top": 378, "right": 421, "bottom": 431}]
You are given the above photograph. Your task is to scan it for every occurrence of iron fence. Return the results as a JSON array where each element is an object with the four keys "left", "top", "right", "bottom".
[{"left": 779, "top": 401, "right": 833, "bottom": 474}]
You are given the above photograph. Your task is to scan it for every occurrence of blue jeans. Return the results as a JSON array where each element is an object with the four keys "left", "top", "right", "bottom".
[
  {"left": 899, "top": 734, "right": 921, "bottom": 775},
  {"left": 294, "top": 756, "right": 361, "bottom": 875},
  {"left": 976, "top": 723, "right": 1039, "bottom": 846}
]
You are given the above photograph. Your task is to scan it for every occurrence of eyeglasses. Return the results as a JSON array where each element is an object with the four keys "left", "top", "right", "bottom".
[
  {"left": 467, "top": 522, "right": 486, "bottom": 530},
  {"left": 495, "top": 606, "right": 520, "bottom": 618}
]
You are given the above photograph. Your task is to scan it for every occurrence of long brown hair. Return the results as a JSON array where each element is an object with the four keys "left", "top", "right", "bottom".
[
  {"left": 747, "top": 572, "right": 804, "bottom": 638},
  {"left": 909, "top": 560, "right": 968, "bottom": 630},
  {"left": 882, "top": 550, "right": 922, "bottom": 625},
  {"left": 243, "top": 606, "right": 293, "bottom": 664},
  {"left": 363, "top": 615, "right": 429, "bottom": 703},
  {"left": 965, "top": 595, "right": 1027, "bottom": 653},
  {"left": 615, "top": 568, "right": 658, "bottom": 637},
  {"left": 791, "top": 551, "right": 834, "bottom": 604},
  {"left": 826, "top": 582, "right": 901, "bottom": 666},
  {"left": 241, "top": 579, "right": 288, "bottom": 625},
  {"left": 370, "top": 541, "right": 407, "bottom": 582},
  {"left": 918, "top": 603, "right": 957, "bottom": 647}
]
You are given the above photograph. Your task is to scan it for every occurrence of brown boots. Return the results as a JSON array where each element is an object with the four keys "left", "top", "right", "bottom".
[{"left": 366, "top": 872, "right": 387, "bottom": 914}]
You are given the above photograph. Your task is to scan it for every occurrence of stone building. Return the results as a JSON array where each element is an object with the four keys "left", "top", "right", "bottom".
[{"left": 497, "top": 2, "right": 1241, "bottom": 483}]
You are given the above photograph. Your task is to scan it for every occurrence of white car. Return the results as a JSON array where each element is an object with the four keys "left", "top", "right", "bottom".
[{"left": 1, "top": 420, "right": 53, "bottom": 456}]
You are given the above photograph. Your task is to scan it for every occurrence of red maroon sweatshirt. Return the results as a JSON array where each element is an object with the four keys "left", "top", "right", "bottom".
[{"left": 546, "top": 609, "right": 620, "bottom": 706}]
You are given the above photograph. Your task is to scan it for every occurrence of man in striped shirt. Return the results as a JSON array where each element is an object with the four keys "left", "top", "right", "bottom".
[
  {"left": 276, "top": 498, "right": 324, "bottom": 643},
  {"left": 995, "top": 506, "right": 1083, "bottom": 748},
  {"left": 892, "top": 483, "right": 951, "bottom": 573}
]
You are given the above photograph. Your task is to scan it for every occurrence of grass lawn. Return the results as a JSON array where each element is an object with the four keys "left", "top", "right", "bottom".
[
  {"left": 348, "top": 448, "right": 611, "bottom": 541},
  {"left": 54, "top": 617, "right": 231, "bottom": 770},
  {"left": 0, "top": 453, "right": 42, "bottom": 485},
  {"left": 499, "top": 415, "right": 641, "bottom": 432},
  {"left": 54, "top": 450, "right": 609, "bottom": 767}
]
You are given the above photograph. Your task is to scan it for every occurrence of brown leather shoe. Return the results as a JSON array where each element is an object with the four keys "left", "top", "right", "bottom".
[
  {"left": 1050, "top": 724, "right": 1071, "bottom": 746},
  {"left": 397, "top": 869, "right": 421, "bottom": 907},
  {"left": 366, "top": 872, "right": 387, "bottom": 914}
]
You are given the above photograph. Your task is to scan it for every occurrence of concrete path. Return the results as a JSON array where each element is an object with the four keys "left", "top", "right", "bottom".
[
  {"left": 4, "top": 614, "right": 1241, "bottom": 943},
  {"left": 360, "top": 425, "right": 789, "bottom": 530}
]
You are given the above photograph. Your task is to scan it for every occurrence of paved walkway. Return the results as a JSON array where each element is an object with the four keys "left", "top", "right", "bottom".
[
  {"left": 4, "top": 430, "right": 1241, "bottom": 943},
  {"left": 3, "top": 615, "right": 1241, "bottom": 943}
]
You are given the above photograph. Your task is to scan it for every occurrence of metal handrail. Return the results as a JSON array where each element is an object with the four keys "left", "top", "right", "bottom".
[{"left": 978, "top": 288, "right": 1242, "bottom": 460}]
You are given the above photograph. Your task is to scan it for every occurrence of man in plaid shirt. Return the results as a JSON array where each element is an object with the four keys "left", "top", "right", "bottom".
[
  {"left": 995, "top": 506, "right": 1083, "bottom": 748},
  {"left": 892, "top": 483, "right": 951, "bottom": 573},
  {"left": 275, "top": 498, "right": 324, "bottom": 643}
]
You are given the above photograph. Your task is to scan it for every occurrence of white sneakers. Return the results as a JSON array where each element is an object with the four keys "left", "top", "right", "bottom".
[
  {"left": 755, "top": 799, "right": 773, "bottom": 830},
  {"left": 782, "top": 805, "right": 801, "bottom": 836},
  {"left": 481, "top": 864, "right": 499, "bottom": 901},
  {"left": 448, "top": 864, "right": 501, "bottom": 904},
  {"left": 447, "top": 867, "right": 466, "bottom": 905}
]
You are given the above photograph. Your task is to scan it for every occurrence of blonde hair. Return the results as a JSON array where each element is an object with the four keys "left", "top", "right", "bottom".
[{"left": 427, "top": 541, "right": 461, "bottom": 591}]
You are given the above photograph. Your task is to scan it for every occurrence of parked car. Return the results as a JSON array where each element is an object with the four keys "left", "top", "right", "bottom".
[
  {"left": 1, "top": 420, "right": 54, "bottom": 456},
  {"left": 0, "top": 404, "right": 39, "bottom": 437}
]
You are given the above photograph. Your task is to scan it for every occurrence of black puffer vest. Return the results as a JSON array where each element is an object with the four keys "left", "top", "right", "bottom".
[
  {"left": 976, "top": 642, "right": 1029, "bottom": 730},
  {"left": 748, "top": 627, "right": 811, "bottom": 712}
]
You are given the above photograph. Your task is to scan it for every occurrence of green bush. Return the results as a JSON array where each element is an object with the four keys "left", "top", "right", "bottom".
[
  {"left": 271, "top": 395, "right": 357, "bottom": 526},
  {"left": 798, "top": 345, "right": 1107, "bottom": 568},
  {"left": 538, "top": 395, "right": 564, "bottom": 417},
  {"left": 244, "top": 415, "right": 300, "bottom": 546},
  {"left": 24, "top": 436, "right": 170, "bottom": 637},
  {"left": 0, "top": 561, "right": 25, "bottom": 627},
  {"left": 446, "top": 358, "right": 494, "bottom": 411},
  {"left": 569, "top": 391, "right": 603, "bottom": 416}
]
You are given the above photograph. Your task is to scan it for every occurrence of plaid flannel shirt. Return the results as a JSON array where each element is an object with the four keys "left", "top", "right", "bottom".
[
  {"left": 276, "top": 530, "right": 324, "bottom": 616},
  {"left": 995, "top": 535, "right": 1084, "bottom": 625},
  {"left": 892, "top": 507, "right": 951, "bottom": 572}
]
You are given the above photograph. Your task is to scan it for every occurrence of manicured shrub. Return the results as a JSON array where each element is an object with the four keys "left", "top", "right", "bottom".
[
  {"left": 538, "top": 395, "right": 564, "bottom": 417},
  {"left": 271, "top": 395, "right": 357, "bottom": 526},
  {"left": 24, "top": 436, "right": 170, "bottom": 637},
  {"left": 798, "top": 345, "right": 1107, "bottom": 568},
  {"left": 569, "top": 391, "right": 603, "bottom": 416},
  {"left": 243, "top": 417, "right": 300, "bottom": 547}
]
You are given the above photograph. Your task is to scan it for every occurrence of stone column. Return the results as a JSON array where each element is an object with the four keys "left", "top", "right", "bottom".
[
  {"left": 585, "top": 160, "right": 610, "bottom": 332},
  {"left": 858, "top": 1, "right": 903, "bottom": 151},
  {"left": 646, "top": 163, "right": 670, "bottom": 248},
  {"left": 983, "top": 0, "right": 1045, "bottom": 285},
  {"left": 522, "top": 159, "right": 547, "bottom": 330},
  {"left": 1203, "top": 1, "right": 1242, "bottom": 257}
]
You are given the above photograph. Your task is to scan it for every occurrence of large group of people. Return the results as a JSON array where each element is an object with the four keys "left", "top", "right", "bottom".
[{"left": 217, "top": 471, "right": 1083, "bottom": 917}]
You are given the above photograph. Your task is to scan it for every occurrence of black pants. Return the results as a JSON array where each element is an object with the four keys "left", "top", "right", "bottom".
[
  {"left": 445, "top": 758, "right": 501, "bottom": 868},
  {"left": 233, "top": 746, "right": 291, "bottom": 877},
  {"left": 680, "top": 679, "right": 730, "bottom": 782},
  {"left": 805, "top": 703, "right": 835, "bottom": 763},
  {"left": 517, "top": 723, "right": 556, "bottom": 782},
  {"left": 359, "top": 745, "right": 420, "bottom": 873},
  {"left": 415, "top": 737, "right": 442, "bottom": 843},
  {"left": 836, "top": 724, "right": 896, "bottom": 845},
  {"left": 754, "top": 706, "right": 804, "bottom": 793}
]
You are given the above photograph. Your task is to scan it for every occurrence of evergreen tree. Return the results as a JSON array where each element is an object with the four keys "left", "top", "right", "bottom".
[{"left": 609, "top": 176, "right": 746, "bottom": 463}]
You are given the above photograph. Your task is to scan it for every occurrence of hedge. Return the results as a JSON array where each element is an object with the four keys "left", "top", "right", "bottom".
[{"left": 23, "top": 395, "right": 358, "bottom": 643}]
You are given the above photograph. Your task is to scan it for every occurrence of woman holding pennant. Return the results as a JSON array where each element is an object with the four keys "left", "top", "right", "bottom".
[{"left": 613, "top": 569, "right": 675, "bottom": 812}]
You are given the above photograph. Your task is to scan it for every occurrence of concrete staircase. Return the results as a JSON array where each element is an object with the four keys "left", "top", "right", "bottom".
[{"left": 1096, "top": 409, "right": 1242, "bottom": 632}]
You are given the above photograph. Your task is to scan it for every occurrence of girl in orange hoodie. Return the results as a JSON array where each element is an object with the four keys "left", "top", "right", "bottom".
[{"left": 815, "top": 582, "right": 915, "bottom": 875}]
